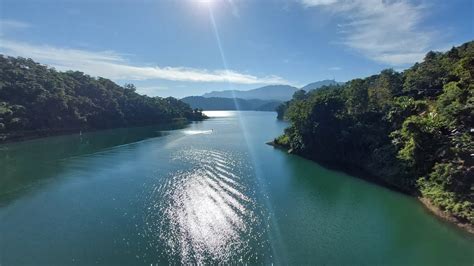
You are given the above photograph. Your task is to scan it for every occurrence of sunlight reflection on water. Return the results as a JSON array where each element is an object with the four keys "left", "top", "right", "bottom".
[
  {"left": 203, "top": 110, "right": 237, "bottom": 117},
  {"left": 181, "top": 130, "right": 213, "bottom": 135},
  {"left": 143, "top": 149, "right": 269, "bottom": 264}
]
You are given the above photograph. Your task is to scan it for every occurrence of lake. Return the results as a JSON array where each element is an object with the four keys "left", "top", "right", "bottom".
[{"left": 0, "top": 111, "right": 473, "bottom": 265}]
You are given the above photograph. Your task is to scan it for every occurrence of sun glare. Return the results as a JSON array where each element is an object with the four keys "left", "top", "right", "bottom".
[{"left": 196, "top": 0, "right": 215, "bottom": 6}]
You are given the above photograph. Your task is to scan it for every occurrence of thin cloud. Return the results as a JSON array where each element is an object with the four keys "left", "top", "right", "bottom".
[
  {"left": 301, "top": 0, "right": 437, "bottom": 65},
  {"left": 301, "top": 0, "right": 338, "bottom": 7},
  {"left": 328, "top": 66, "right": 342, "bottom": 71},
  {"left": 0, "top": 39, "right": 289, "bottom": 85}
]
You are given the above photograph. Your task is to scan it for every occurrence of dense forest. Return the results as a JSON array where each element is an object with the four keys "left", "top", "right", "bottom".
[
  {"left": 0, "top": 56, "right": 206, "bottom": 142},
  {"left": 275, "top": 41, "right": 473, "bottom": 226}
]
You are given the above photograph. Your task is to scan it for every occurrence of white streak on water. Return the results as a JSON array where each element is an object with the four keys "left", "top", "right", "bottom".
[{"left": 143, "top": 149, "right": 269, "bottom": 264}]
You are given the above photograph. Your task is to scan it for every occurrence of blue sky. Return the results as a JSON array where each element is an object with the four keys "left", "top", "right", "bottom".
[{"left": 0, "top": 0, "right": 472, "bottom": 98}]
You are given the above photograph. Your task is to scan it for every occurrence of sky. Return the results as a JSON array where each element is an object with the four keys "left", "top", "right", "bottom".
[{"left": 0, "top": 0, "right": 472, "bottom": 99}]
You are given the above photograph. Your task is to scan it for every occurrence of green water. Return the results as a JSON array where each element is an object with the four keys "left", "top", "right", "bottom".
[{"left": 0, "top": 111, "right": 473, "bottom": 265}]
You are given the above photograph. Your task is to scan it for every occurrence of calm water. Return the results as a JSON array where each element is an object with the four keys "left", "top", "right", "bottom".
[{"left": 0, "top": 111, "right": 473, "bottom": 265}]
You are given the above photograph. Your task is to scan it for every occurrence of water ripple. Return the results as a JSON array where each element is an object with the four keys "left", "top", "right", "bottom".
[{"left": 142, "top": 149, "right": 269, "bottom": 264}]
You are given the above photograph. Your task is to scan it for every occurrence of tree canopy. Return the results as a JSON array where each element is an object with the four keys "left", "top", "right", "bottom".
[
  {"left": 0, "top": 55, "right": 206, "bottom": 142},
  {"left": 275, "top": 41, "right": 474, "bottom": 225}
]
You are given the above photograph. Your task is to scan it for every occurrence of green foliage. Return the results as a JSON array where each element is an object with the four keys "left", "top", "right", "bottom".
[
  {"left": 395, "top": 114, "right": 445, "bottom": 175},
  {"left": 368, "top": 69, "right": 403, "bottom": 111},
  {"left": 418, "top": 163, "right": 473, "bottom": 223},
  {"left": 277, "top": 41, "right": 474, "bottom": 224},
  {"left": 274, "top": 134, "right": 290, "bottom": 147},
  {"left": 0, "top": 55, "right": 206, "bottom": 141},
  {"left": 292, "top": 89, "right": 307, "bottom": 101},
  {"left": 386, "top": 96, "right": 428, "bottom": 129},
  {"left": 276, "top": 102, "right": 289, "bottom": 120}
]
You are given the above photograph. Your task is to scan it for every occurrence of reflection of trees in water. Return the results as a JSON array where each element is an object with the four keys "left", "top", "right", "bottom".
[{"left": 0, "top": 123, "right": 187, "bottom": 206}]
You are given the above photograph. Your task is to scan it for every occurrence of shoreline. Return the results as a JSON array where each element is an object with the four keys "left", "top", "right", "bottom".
[
  {"left": 0, "top": 117, "right": 207, "bottom": 145},
  {"left": 418, "top": 197, "right": 474, "bottom": 235},
  {"left": 1, "top": 128, "right": 93, "bottom": 144},
  {"left": 266, "top": 140, "right": 474, "bottom": 235},
  {"left": 266, "top": 141, "right": 411, "bottom": 195}
]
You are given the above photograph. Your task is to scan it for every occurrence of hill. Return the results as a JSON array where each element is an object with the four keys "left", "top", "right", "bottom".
[
  {"left": 202, "top": 85, "right": 297, "bottom": 101},
  {"left": 201, "top": 81, "right": 342, "bottom": 102},
  {"left": 0, "top": 55, "right": 206, "bottom": 142},
  {"left": 300, "top": 80, "right": 343, "bottom": 91},
  {"left": 274, "top": 41, "right": 474, "bottom": 229},
  {"left": 181, "top": 96, "right": 282, "bottom": 111}
]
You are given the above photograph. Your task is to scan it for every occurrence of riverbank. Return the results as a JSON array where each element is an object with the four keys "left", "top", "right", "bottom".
[
  {"left": 266, "top": 140, "right": 411, "bottom": 194},
  {"left": 0, "top": 117, "right": 207, "bottom": 144},
  {"left": 419, "top": 197, "right": 474, "bottom": 234},
  {"left": 266, "top": 140, "right": 474, "bottom": 235},
  {"left": 2, "top": 110, "right": 473, "bottom": 264}
]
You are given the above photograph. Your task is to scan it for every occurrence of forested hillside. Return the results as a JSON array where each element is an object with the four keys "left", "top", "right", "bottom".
[
  {"left": 275, "top": 41, "right": 473, "bottom": 226},
  {"left": 0, "top": 56, "right": 206, "bottom": 142}
]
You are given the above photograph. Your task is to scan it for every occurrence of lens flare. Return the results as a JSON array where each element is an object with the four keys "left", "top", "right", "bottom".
[{"left": 196, "top": 0, "right": 215, "bottom": 6}]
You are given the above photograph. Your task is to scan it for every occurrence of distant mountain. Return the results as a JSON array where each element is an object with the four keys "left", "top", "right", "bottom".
[
  {"left": 201, "top": 81, "right": 342, "bottom": 102},
  {"left": 202, "top": 85, "right": 298, "bottom": 101},
  {"left": 300, "top": 80, "right": 342, "bottom": 91},
  {"left": 181, "top": 96, "right": 282, "bottom": 111}
]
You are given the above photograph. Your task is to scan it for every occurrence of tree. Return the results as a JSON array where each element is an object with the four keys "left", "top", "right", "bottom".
[
  {"left": 292, "top": 89, "right": 307, "bottom": 101},
  {"left": 274, "top": 41, "right": 474, "bottom": 224},
  {"left": 0, "top": 55, "right": 206, "bottom": 142}
]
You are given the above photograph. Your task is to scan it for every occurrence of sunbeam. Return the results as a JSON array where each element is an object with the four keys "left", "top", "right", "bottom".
[{"left": 207, "top": 6, "right": 287, "bottom": 263}]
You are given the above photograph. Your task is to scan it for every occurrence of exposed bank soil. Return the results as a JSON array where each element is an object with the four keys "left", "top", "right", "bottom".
[
  {"left": 419, "top": 197, "right": 474, "bottom": 235},
  {"left": 266, "top": 140, "right": 474, "bottom": 235}
]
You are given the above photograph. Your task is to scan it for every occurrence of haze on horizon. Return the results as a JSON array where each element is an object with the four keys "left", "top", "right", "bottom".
[{"left": 0, "top": 0, "right": 472, "bottom": 98}]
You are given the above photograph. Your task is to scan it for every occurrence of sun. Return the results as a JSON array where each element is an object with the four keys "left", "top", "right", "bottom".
[{"left": 196, "top": 0, "right": 215, "bottom": 6}]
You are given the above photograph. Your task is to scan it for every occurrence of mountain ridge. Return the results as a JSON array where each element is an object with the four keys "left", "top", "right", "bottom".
[
  {"left": 181, "top": 96, "right": 282, "bottom": 111},
  {"left": 300, "top": 79, "right": 343, "bottom": 91},
  {"left": 201, "top": 80, "right": 341, "bottom": 101},
  {"left": 202, "top": 85, "right": 297, "bottom": 101}
]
